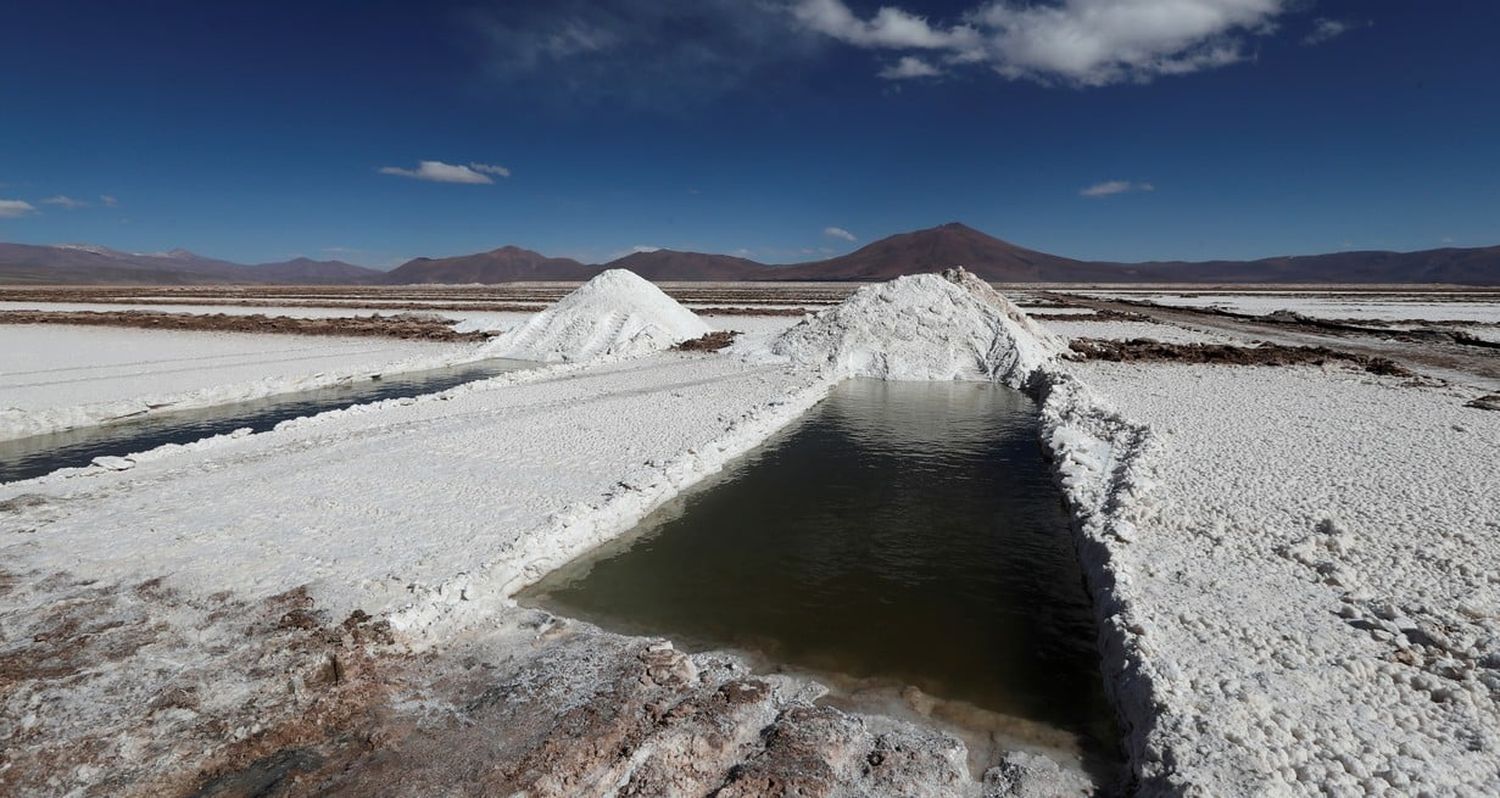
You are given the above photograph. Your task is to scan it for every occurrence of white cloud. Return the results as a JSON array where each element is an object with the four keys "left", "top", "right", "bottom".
[
  {"left": 793, "top": 0, "right": 981, "bottom": 52},
  {"left": 378, "top": 160, "right": 510, "bottom": 184},
  {"left": 0, "top": 199, "right": 36, "bottom": 218},
  {"left": 42, "top": 195, "right": 88, "bottom": 209},
  {"left": 823, "top": 226, "right": 858, "bottom": 242},
  {"left": 100, "top": 194, "right": 118, "bottom": 207},
  {"left": 879, "top": 56, "right": 942, "bottom": 79},
  {"left": 1080, "top": 179, "right": 1154, "bottom": 197},
  {"left": 469, "top": 162, "right": 512, "bottom": 177},
  {"left": 793, "top": 0, "right": 1293, "bottom": 86},
  {"left": 1303, "top": 18, "right": 1366, "bottom": 45}
]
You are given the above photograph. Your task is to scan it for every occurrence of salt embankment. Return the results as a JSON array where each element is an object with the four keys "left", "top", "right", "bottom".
[
  {"left": 755, "top": 269, "right": 1167, "bottom": 791},
  {"left": 483, "top": 269, "right": 710, "bottom": 362}
]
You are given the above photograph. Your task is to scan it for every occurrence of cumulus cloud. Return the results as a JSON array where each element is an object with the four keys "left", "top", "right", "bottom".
[
  {"left": 1080, "top": 180, "right": 1154, "bottom": 197},
  {"left": 378, "top": 160, "right": 510, "bottom": 184},
  {"left": 879, "top": 55, "right": 943, "bottom": 79},
  {"left": 793, "top": 0, "right": 981, "bottom": 52},
  {"left": 42, "top": 195, "right": 88, "bottom": 209},
  {"left": 469, "top": 162, "right": 512, "bottom": 177},
  {"left": 823, "top": 226, "right": 858, "bottom": 242},
  {"left": 793, "top": 0, "right": 1297, "bottom": 86},
  {"left": 0, "top": 199, "right": 37, "bottom": 218},
  {"left": 1303, "top": 17, "right": 1366, "bottom": 45}
]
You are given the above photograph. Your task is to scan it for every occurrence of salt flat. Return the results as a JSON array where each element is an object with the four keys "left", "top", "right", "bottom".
[
  {"left": 1039, "top": 319, "right": 1244, "bottom": 345},
  {"left": 1070, "top": 360, "right": 1500, "bottom": 795},
  {"left": 1, "top": 352, "right": 828, "bottom": 617},
  {"left": 0, "top": 300, "right": 534, "bottom": 333},
  {"left": 4, "top": 277, "right": 1499, "bottom": 796},
  {"left": 1090, "top": 292, "right": 1500, "bottom": 324},
  {"left": 0, "top": 324, "right": 481, "bottom": 442}
]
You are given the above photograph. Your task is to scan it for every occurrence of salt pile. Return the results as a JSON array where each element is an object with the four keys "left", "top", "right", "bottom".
[
  {"left": 767, "top": 267, "right": 1064, "bottom": 386},
  {"left": 484, "top": 269, "right": 711, "bottom": 362}
]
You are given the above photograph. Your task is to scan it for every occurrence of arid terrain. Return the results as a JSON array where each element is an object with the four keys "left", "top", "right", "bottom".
[{"left": 3, "top": 278, "right": 1499, "bottom": 796}]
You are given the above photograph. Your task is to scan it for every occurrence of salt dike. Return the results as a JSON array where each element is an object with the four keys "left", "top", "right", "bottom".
[
  {"left": 766, "top": 267, "right": 1065, "bottom": 386},
  {"left": 484, "top": 269, "right": 710, "bottom": 362}
]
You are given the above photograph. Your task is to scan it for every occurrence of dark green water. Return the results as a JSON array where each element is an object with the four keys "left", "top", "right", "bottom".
[
  {"left": 0, "top": 358, "right": 530, "bottom": 483},
  {"left": 521, "top": 379, "right": 1114, "bottom": 772}
]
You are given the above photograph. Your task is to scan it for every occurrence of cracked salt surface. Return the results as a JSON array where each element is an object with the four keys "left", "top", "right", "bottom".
[{"left": 1071, "top": 360, "right": 1500, "bottom": 795}]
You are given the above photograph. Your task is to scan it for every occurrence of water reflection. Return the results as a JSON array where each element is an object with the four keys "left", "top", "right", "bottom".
[{"left": 522, "top": 379, "right": 1115, "bottom": 776}]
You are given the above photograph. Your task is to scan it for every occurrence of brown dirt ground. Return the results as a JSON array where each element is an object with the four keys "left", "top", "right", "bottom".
[
  {"left": 1067, "top": 338, "right": 1413, "bottom": 377},
  {"left": 0, "top": 571, "right": 980, "bottom": 797},
  {"left": 1466, "top": 394, "right": 1500, "bottom": 411},
  {"left": 673, "top": 331, "right": 741, "bottom": 352}
]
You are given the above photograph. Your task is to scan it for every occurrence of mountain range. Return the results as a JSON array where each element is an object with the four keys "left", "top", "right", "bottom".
[
  {"left": 2, "top": 224, "right": 1497, "bottom": 285},
  {"left": 0, "top": 243, "right": 385, "bottom": 285}
]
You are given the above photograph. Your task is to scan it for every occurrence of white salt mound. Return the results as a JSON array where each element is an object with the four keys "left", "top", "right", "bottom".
[
  {"left": 483, "top": 269, "right": 711, "bottom": 362},
  {"left": 768, "top": 268, "right": 1064, "bottom": 386}
]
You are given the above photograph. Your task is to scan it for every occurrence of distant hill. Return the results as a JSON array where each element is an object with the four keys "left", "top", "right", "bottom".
[
  {"left": 1126, "top": 247, "right": 1500, "bottom": 285},
  {"left": 379, "top": 224, "right": 1500, "bottom": 284},
  {"left": 769, "top": 224, "right": 1500, "bottom": 283},
  {"left": 381, "top": 246, "right": 766, "bottom": 283},
  {"left": 248, "top": 257, "right": 384, "bottom": 284},
  {"left": 0, "top": 243, "right": 379, "bottom": 285},
  {"left": 600, "top": 249, "right": 766, "bottom": 281},
  {"left": 4, "top": 226, "right": 1499, "bottom": 284},
  {"left": 770, "top": 222, "right": 1127, "bottom": 282},
  {"left": 0, "top": 243, "right": 242, "bottom": 285},
  {"left": 382, "top": 246, "right": 593, "bottom": 283}
]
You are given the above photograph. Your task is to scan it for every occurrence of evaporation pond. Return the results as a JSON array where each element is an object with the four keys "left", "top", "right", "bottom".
[
  {"left": 521, "top": 378, "right": 1114, "bottom": 765},
  {"left": 0, "top": 357, "right": 531, "bottom": 483}
]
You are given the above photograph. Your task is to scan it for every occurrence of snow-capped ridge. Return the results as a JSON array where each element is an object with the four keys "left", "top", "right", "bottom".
[
  {"left": 482, "top": 268, "right": 710, "bottom": 362},
  {"left": 763, "top": 267, "right": 1064, "bottom": 386},
  {"left": 54, "top": 243, "right": 129, "bottom": 257}
]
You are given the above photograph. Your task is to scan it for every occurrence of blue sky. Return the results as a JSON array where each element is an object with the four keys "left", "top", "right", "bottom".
[{"left": 1, "top": 1, "right": 1497, "bottom": 267}]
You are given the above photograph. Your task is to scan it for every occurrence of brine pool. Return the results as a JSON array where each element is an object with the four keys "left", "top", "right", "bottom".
[{"left": 521, "top": 378, "right": 1117, "bottom": 780}]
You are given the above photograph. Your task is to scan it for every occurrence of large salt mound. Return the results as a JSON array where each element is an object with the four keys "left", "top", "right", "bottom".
[
  {"left": 768, "top": 268, "right": 1064, "bottom": 386},
  {"left": 484, "top": 269, "right": 711, "bottom": 362}
]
